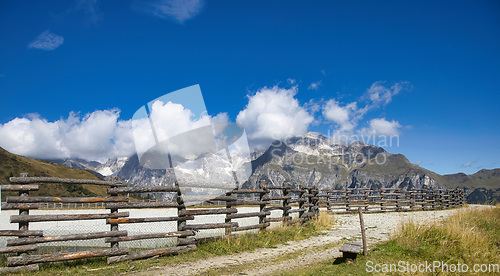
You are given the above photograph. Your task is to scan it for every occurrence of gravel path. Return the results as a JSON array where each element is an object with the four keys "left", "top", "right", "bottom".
[{"left": 135, "top": 206, "right": 484, "bottom": 276}]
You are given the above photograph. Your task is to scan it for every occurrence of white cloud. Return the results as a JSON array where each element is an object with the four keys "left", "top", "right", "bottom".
[
  {"left": 0, "top": 104, "right": 229, "bottom": 163},
  {"left": 146, "top": 0, "right": 203, "bottom": 23},
  {"left": 28, "top": 30, "right": 64, "bottom": 51},
  {"left": 360, "top": 118, "right": 402, "bottom": 136},
  {"left": 365, "top": 81, "right": 409, "bottom": 107},
  {"left": 308, "top": 80, "right": 322, "bottom": 90},
  {"left": 0, "top": 110, "right": 131, "bottom": 161},
  {"left": 322, "top": 99, "right": 365, "bottom": 133},
  {"left": 236, "top": 86, "right": 314, "bottom": 150},
  {"left": 323, "top": 81, "right": 409, "bottom": 137}
]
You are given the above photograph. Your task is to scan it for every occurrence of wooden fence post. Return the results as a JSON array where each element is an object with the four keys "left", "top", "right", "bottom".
[
  {"left": 395, "top": 190, "right": 400, "bottom": 212},
  {"left": 298, "top": 185, "right": 306, "bottom": 220},
  {"left": 108, "top": 187, "right": 119, "bottom": 249},
  {"left": 363, "top": 189, "right": 369, "bottom": 212},
  {"left": 258, "top": 180, "right": 268, "bottom": 230},
  {"left": 311, "top": 186, "right": 319, "bottom": 217},
  {"left": 176, "top": 181, "right": 189, "bottom": 245},
  {"left": 345, "top": 189, "right": 351, "bottom": 213},
  {"left": 282, "top": 182, "right": 290, "bottom": 222},
  {"left": 17, "top": 173, "right": 30, "bottom": 256},
  {"left": 409, "top": 190, "right": 415, "bottom": 210},
  {"left": 358, "top": 207, "right": 368, "bottom": 256},
  {"left": 326, "top": 190, "right": 331, "bottom": 212},
  {"left": 225, "top": 185, "right": 237, "bottom": 236}
]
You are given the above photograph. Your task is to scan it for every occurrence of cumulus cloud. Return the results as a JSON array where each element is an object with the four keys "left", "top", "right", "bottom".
[
  {"left": 0, "top": 103, "right": 227, "bottom": 162},
  {"left": 236, "top": 86, "right": 314, "bottom": 150},
  {"left": 323, "top": 81, "right": 408, "bottom": 137},
  {"left": 360, "top": 118, "right": 402, "bottom": 136},
  {"left": 144, "top": 0, "right": 203, "bottom": 23},
  {"left": 322, "top": 100, "right": 363, "bottom": 133},
  {"left": 28, "top": 30, "right": 64, "bottom": 51},
  {"left": 0, "top": 110, "right": 132, "bottom": 162},
  {"left": 308, "top": 80, "right": 322, "bottom": 90}
]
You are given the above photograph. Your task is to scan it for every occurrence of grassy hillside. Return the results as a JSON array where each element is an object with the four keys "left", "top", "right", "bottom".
[
  {"left": 0, "top": 147, "right": 107, "bottom": 198},
  {"left": 442, "top": 169, "right": 500, "bottom": 190}
]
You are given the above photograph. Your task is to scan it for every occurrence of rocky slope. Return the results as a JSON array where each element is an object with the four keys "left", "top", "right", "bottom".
[
  {"left": 245, "top": 132, "right": 443, "bottom": 192},
  {"left": 45, "top": 132, "right": 500, "bottom": 204}
]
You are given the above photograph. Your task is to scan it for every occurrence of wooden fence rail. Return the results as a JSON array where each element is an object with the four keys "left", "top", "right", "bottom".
[{"left": 0, "top": 175, "right": 464, "bottom": 272}]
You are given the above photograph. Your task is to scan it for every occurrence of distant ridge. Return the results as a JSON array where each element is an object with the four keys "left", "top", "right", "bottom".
[{"left": 0, "top": 147, "right": 107, "bottom": 198}]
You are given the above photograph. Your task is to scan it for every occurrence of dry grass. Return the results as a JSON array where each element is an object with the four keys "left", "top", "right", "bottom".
[
  {"left": 287, "top": 205, "right": 500, "bottom": 275},
  {"left": 394, "top": 206, "right": 499, "bottom": 265}
]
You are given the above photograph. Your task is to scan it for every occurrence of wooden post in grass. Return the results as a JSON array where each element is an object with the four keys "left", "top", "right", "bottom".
[
  {"left": 358, "top": 207, "right": 368, "bottom": 256},
  {"left": 17, "top": 173, "right": 30, "bottom": 256}
]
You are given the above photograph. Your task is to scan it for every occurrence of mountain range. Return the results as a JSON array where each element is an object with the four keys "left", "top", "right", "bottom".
[{"left": 2, "top": 132, "right": 498, "bottom": 204}]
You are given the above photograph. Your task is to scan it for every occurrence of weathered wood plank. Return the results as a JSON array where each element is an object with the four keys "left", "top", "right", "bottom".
[
  {"left": 105, "top": 202, "right": 178, "bottom": 209},
  {"left": 182, "top": 183, "right": 235, "bottom": 189},
  {"left": 104, "top": 230, "right": 195, "bottom": 243},
  {"left": 6, "top": 196, "right": 128, "bottom": 203},
  {"left": 177, "top": 238, "right": 196, "bottom": 246},
  {"left": 7, "top": 248, "right": 128, "bottom": 266},
  {"left": 107, "top": 245, "right": 195, "bottom": 264},
  {"left": 107, "top": 215, "right": 194, "bottom": 224},
  {"left": 1, "top": 203, "right": 39, "bottom": 210},
  {"left": 286, "top": 208, "right": 307, "bottom": 214},
  {"left": 0, "top": 230, "right": 43, "bottom": 237},
  {"left": 262, "top": 195, "right": 291, "bottom": 201},
  {"left": 288, "top": 198, "right": 307, "bottom": 203},
  {"left": 228, "top": 189, "right": 266, "bottom": 194},
  {"left": 0, "top": 244, "right": 37, "bottom": 254},
  {"left": 265, "top": 186, "right": 286, "bottom": 190},
  {"left": 108, "top": 186, "right": 179, "bottom": 194},
  {"left": 339, "top": 242, "right": 362, "bottom": 254},
  {"left": 179, "top": 208, "right": 237, "bottom": 216},
  {"left": 263, "top": 206, "right": 291, "bottom": 211},
  {"left": 7, "top": 231, "right": 128, "bottom": 246},
  {"left": 264, "top": 217, "right": 290, "bottom": 222},
  {"left": 181, "top": 222, "right": 238, "bottom": 230},
  {"left": 0, "top": 185, "right": 39, "bottom": 191},
  {"left": 226, "top": 201, "right": 269, "bottom": 206},
  {"left": 9, "top": 177, "right": 124, "bottom": 186},
  {"left": 0, "top": 264, "right": 39, "bottom": 273},
  {"left": 232, "top": 223, "right": 270, "bottom": 232},
  {"left": 207, "top": 195, "right": 238, "bottom": 202},
  {"left": 11, "top": 212, "right": 129, "bottom": 223},
  {"left": 226, "top": 211, "right": 270, "bottom": 219}
]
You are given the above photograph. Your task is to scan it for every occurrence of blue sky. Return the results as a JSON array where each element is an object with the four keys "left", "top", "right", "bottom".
[{"left": 0, "top": 0, "right": 499, "bottom": 175}]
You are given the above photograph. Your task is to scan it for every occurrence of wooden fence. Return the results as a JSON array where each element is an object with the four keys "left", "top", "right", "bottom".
[
  {"left": 0, "top": 176, "right": 463, "bottom": 273},
  {"left": 320, "top": 187, "right": 464, "bottom": 213}
]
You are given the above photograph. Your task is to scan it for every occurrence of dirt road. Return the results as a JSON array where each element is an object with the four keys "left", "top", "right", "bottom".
[{"left": 135, "top": 206, "right": 481, "bottom": 276}]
